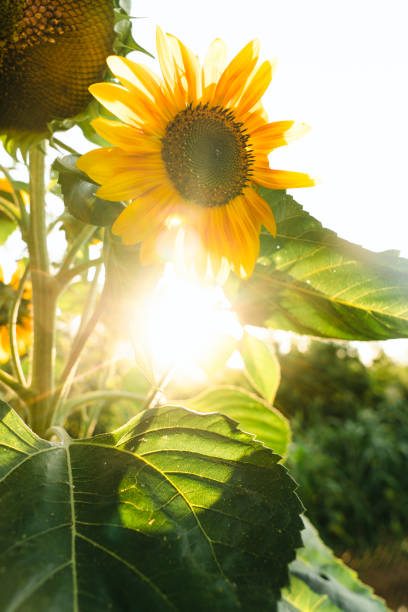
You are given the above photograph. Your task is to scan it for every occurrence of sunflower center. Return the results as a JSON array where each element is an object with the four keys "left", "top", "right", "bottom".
[{"left": 161, "top": 104, "right": 252, "bottom": 207}]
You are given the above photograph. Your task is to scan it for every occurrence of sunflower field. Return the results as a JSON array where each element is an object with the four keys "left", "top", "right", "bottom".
[{"left": 0, "top": 1, "right": 407, "bottom": 610}]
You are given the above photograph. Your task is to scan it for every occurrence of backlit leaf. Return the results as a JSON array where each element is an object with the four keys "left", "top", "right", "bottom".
[
  {"left": 235, "top": 189, "right": 408, "bottom": 340},
  {"left": 184, "top": 386, "right": 290, "bottom": 458},
  {"left": 240, "top": 329, "right": 281, "bottom": 404}
]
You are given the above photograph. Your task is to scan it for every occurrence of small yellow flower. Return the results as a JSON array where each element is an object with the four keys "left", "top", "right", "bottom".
[
  {"left": 77, "top": 28, "right": 315, "bottom": 279},
  {"left": 0, "top": 262, "right": 32, "bottom": 364}
]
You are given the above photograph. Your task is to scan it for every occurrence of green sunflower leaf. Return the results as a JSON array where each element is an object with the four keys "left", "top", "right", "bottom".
[
  {"left": 240, "top": 330, "right": 281, "bottom": 404},
  {"left": 236, "top": 188, "right": 408, "bottom": 340},
  {"left": 183, "top": 386, "right": 290, "bottom": 458},
  {"left": 54, "top": 154, "right": 124, "bottom": 227},
  {"left": 0, "top": 399, "right": 303, "bottom": 611},
  {"left": 279, "top": 518, "right": 389, "bottom": 612}
]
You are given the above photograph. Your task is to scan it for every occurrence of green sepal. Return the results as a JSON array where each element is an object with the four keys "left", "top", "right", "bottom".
[{"left": 54, "top": 155, "right": 124, "bottom": 227}]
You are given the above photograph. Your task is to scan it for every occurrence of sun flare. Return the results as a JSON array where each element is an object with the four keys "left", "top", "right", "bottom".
[{"left": 129, "top": 264, "right": 242, "bottom": 380}]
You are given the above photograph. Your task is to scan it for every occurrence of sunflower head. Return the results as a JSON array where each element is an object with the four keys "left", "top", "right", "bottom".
[
  {"left": 0, "top": 0, "right": 115, "bottom": 133},
  {"left": 0, "top": 262, "right": 32, "bottom": 364},
  {"left": 77, "top": 28, "right": 315, "bottom": 280}
]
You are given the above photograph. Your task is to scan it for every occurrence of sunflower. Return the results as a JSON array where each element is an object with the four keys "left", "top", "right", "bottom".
[
  {"left": 77, "top": 28, "right": 315, "bottom": 279},
  {"left": 0, "top": 262, "right": 32, "bottom": 364},
  {"left": 0, "top": 0, "right": 115, "bottom": 133}
]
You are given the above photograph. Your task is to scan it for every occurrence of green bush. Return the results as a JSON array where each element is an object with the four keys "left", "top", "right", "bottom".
[{"left": 278, "top": 341, "right": 408, "bottom": 552}]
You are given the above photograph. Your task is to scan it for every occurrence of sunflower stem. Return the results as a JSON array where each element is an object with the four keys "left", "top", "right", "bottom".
[
  {"left": 57, "top": 256, "right": 104, "bottom": 289},
  {"left": 27, "top": 143, "right": 58, "bottom": 436},
  {"left": 58, "top": 226, "right": 97, "bottom": 278}
]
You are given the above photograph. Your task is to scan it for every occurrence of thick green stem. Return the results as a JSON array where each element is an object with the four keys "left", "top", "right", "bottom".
[{"left": 27, "top": 143, "right": 58, "bottom": 436}]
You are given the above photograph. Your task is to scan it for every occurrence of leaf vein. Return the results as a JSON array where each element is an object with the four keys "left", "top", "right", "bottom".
[{"left": 76, "top": 532, "right": 178, "bottom": 610}]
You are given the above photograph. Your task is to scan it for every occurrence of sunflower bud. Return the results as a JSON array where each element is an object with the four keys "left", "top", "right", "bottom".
[{"left": 0, "top": 0, "right": 115, "bottom": 133}]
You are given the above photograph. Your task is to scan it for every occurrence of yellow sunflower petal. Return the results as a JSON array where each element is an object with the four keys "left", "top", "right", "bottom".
[
  {"left": 245, "top": 188, "right": 277, "bottom": 237},
  {"left": 213, "top": 39, "right": 260, "bottom": 107},
  {"left": 201, "top": 38, "right": 228, "bottom": 104},
  {"left": 76, "top": 148, "right": 137, "bottom": 185},
  {"left": 90, "top": 83, "right": 165, "bottom": 135},
  {"left": 203, "top": 38, "right": 228, "bottom": 87},
  {"left": 253, "top": 167, "right": 316, "bottom": 189},
  {"left": 95, "top": 166, "right": 165, "bottom": 201},
  {"left": 89, "top": 83, "right": 145, "bottom": 127},
  {"left": 112, "top": 186, "right": 178, "bottom": 243},
  {"left": 251, "top": 121, "right": 311, "bottom": 153},
  {"left": 236, "top": 60, "right": 276, "bottom": 116},
  {"left": 218, "top": 205, "right": 249, "bottom": 277},
  {"left": 106, "top": 56, "right": 177, "bottom": 120},
  {"left": 228, "top": 197, "right": 260, "bottom": 276},
  {"left": 169, "top": 35, "right": 202, "bottom": 103},
  {"left": 91, "top": 118, "right": 161, "bottom": 153},
  {"left": 156, "top": 27, "right": 186, "bottom": 108}
]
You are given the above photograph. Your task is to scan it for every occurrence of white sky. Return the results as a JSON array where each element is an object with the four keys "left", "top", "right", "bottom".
[{"left": 131, "top": 0, "right": 408, "bottom": 257}]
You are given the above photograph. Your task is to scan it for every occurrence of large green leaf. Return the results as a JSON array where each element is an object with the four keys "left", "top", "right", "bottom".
[
  {"left": 0, "top": 400, "right": 302, "bottom": 611},
  {"left": 184, "top": 386, "right": 290, "bottom": 458},
  {"left": 279, "top": 518, "right": 389, "bottom": 612},
  {"left": 234, "top": 189, "right": 408, "bottom": 340}
]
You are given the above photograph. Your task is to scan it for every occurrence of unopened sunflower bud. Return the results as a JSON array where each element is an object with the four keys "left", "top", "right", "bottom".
[{"left": 0, "top": 0, "right": 115, "bottom": 133}]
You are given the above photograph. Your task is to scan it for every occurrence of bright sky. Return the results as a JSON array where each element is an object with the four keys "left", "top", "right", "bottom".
[{"left": 131, "top": 0, "right": 408, "bottom": 258}]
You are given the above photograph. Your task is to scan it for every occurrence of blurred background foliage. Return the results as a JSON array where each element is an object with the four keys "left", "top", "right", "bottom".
[{"left": 276, "top": 340, "right": 408, "bottom": 609}]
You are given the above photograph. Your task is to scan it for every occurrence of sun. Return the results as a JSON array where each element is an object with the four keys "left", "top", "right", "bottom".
[{"left": 128, "top": 264, "right": 242, "bottom": 382}]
